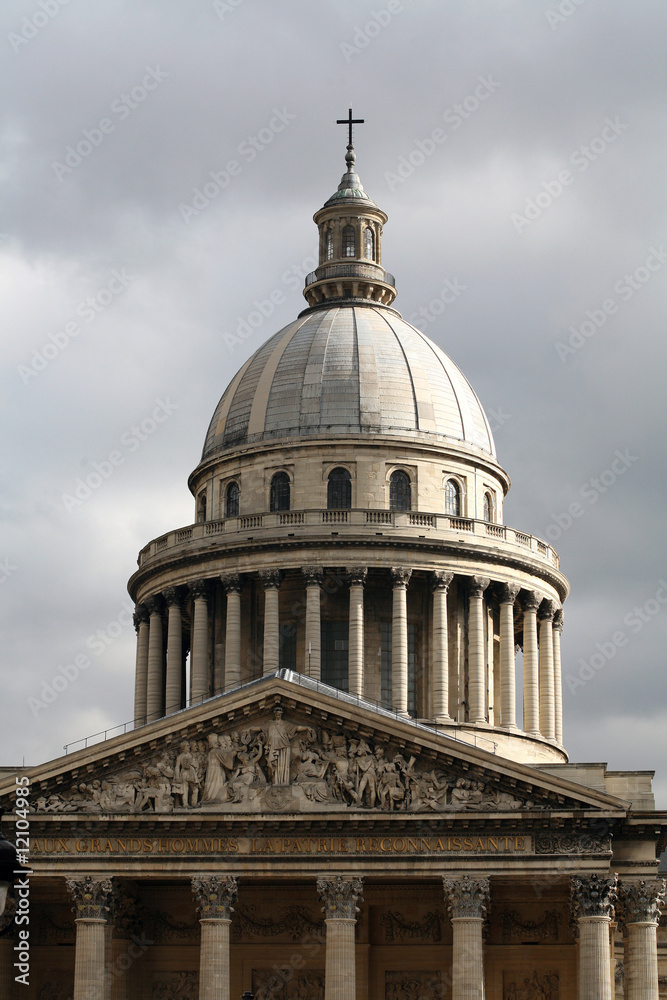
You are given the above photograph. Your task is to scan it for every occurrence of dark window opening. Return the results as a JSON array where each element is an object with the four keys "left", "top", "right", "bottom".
[
  {"left": 270, "top": 471, "right": 290, "bottom": 511},
  {"left": 389, "top": 470, "right": 411, "bottom": 511},
  {"left": 364, "top": 227, "right": 375, "bottom": 260},
  {"left": 342, "top": 225, "right": 355, "bottom": 258},
  {"left": 327, "top": 467, "right": 352, "bottom": 509},
  {"left": 226, "top": 481, "right": 239, "bottom": 518},
  {"left": 444, "top": 479, "right": 461, "bottom": 516}
]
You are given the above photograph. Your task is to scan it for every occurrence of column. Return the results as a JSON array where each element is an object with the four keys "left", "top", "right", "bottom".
[
  {"left": 571, "top": 873, "right": 617, "bottom": 1000},
  {"left": 467, "top": 577, "right": 490, "bottom": 724},
  {"left": 317, "top": 875, "right": 364, "bottom": 1000},
  {"left": 110, "top": 891, "right": 142, "bottom": 1000},
  {"left": 521, "top": 592, "right": 541, "bottom": 736},
  {"left": 538, "top": 600, "right": 556, "bottom": 740},
  {"left": 618, "top": 879, "right": 666, "bottom": 1000},
  {"left": 303, "top": 566, "right": 323, "bottom": 680},
  {"left": 163, "top": 587, "right": 183, "bottom": 716},
  {"left": 260, "top": 570, "right": 282, "bottom": 675},
  {"left": 145, "top": 595, "right": 165, "bottom": 723},
  {"left": 133, "top": 604, "right": 149, "bottom": 728},
  {"left": 553, "top": 609, "right": 564, "bottom": 745},
  {"left": 189, "top": 579, "right": 210, "bottom": 705},
  {"left": 391, "top": 568, "right": 412, "bottom": 717},
  {"left": 443, "top": 875, "right": 489, "bottom": 1000},
  {"left": 498, "top": 583, "right": 520, "bottom": 729},
  {"left": 221, "top": 574, "right": 242, "bottom": 691},
  {"left": 348, "top": 567, "right": 367, "bottom": 699},
  {"left": 191, "top": 875, "right": 239, "bottom": 1000},
  {"left": 67, "top": 876, "right": 114, "bottom": 1000},
  {"left": 431, "top": 572, "right": 454, "bottom": 722}
]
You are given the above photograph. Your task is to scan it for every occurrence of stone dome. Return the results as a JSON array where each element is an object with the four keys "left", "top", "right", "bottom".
[{"left": 202, "top": 303, "right": 496, "bottom": 461}]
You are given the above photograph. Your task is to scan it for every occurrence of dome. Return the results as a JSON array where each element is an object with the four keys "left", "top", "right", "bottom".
[{"left": 201, "top": 303, "right": 496, "bottom": 460}]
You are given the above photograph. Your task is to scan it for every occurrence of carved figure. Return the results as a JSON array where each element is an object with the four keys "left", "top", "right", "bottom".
[
  {"left": 173, "top": 741, "right": 200, "bottom": 807},
  {"left": 375, "top": 748, "right": 405, "bottom": 811},
  {"left": 293, "top": 744, "right": 330, "bottom": 802},
  {"left": 248, "top": 706, "right": 315, "bottom": 785},
  {"left": 351, "top": 739, "right": 377, "bottom": 808},
  {"left": 202, "top": 734, "right": 228, "bottom": 804}
]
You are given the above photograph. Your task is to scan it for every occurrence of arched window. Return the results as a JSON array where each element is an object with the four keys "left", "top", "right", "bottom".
[
  {"left": 327, "top": 467, "right": 351, "bottom": 509},
  {"left": 342, "top": 225, "right": 355, "bottom": 258},
  {"left": 389, "top": 470, "right": 411, "bottom": 511},
  {"left": 226, "top": 481, "right": 239, "bottom": 518},
  {"left": 326, "top": 229, "right": 334, "bottom": 260},
  {"left": 444, "top": 479, "right": 461, "bottom": 516},
  {"left": 364, "top": 227, "right": 375, "bottom": 260},
  {"left": 483, "top": 491, "right": 493, "bottom": 523},
  {"left": 270, "top": 471, "right": 290, "bottom": 512}
]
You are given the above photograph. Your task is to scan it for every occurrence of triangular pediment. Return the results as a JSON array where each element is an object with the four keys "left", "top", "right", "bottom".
[{"left": 2, "top": 674, "right": 629, "bottom": 821}]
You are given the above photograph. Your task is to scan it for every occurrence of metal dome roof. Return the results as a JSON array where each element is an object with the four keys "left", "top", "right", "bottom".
[{"left": 202, "top": 304, "right": 496, "bottom": 460}]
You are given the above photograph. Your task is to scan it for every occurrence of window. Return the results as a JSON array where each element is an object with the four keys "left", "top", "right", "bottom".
[
  {"left": 326, "top": 229, "right": 334, "bottom": 260},
  {"left": 270, "top": 471, "right": 290, "bottom": 512},
  {"left": 197, "top": 493, "right": 206, "bottom": 522},
  {"left": 327, "top": 467, "right": 351, "bottom": 509},
  {"left": 342, "top": 225, "right": 355, "bottom": 257},
  {"left": 483, "top": 491, "right": 493, "bottom": 523},
  {"left": 364, "top": 227, "right": 375, "bottom": 260},
  {"left": 321, "top": 620, "right": 349, "bottom": 692},
  {"left": 225, "top": 481, "right": 239, "bottom": 518},
  {"left": 444, "top": 479, "right": 461, "bottom": 516},
  {"left": 389, "top": 469, "right": 411, "bottom": 511}
]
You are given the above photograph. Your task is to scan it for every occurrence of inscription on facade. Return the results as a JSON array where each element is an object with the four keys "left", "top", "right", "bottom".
[{"left": 30, "top": 833, "right": 531, "bottom": 856}]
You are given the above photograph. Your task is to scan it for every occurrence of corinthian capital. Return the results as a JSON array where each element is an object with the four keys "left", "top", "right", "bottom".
[
  {"left": 467, "top": 576, "right": 490, "bottom": 599},
  {"left": 144, "top": 594, "right": 164, "bottom": 617},
  {"left": 538, "top": 599, "right": 557, "bottom": 622},
  {"left": 67, "top": 875, "right": 114, "bottom": 920},
  {"left": 570, "top": 873, "right": 618, "bottom": 922},
  {"left": 553, "top": 609, "right": 564, "bottom": 632},
  {"left": 521, "top": 591, "right": 541, "bottom": 614},
  {"left": 191, "top": 875, "right": 239, "bottom": 920},
  {"left": 347, "top": 566, "right": 368, "bottom": 587},
  {"left": 617, "top": 878, "right": 666, "bottom": 927},
  {"left": 163, "top": 586, "right": 182, "bottom": 609},
  {"left": 188, "top": 579, "right": 209, "bottom": 602},
  {"left": 302, "top": 565, "right": 324, "bottom": 587},
  {"left": 133, "top": 603, "right": 149, "bottom": 630},
  {"left": 221, "top": 573, "right": 242, "bottom": 594},
  {"left": 317, "top": 875, "right": 363, "bottom": 919},
  {"left": 430, "top": 571, "right": 454, "bottom": 593},
  {"left": 259, "top": 569, "right": 282, "bottom": 590},
  {"left": 390, "top": 567, "right": 412, "bottom": 588},
  {"left": 497, "top": 582, "right": 520, "bottom": 605},
  {"left": 443, "top": 875, "right": 490, "bottom": 919}
]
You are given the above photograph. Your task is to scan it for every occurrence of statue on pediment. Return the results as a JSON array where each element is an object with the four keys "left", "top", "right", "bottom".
[{"left": 247, "top": 706, "right": 315, "bottom": 785}]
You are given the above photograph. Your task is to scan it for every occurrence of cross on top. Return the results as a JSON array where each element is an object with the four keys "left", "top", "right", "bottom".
[{"left": 336, "top": 108, "right": 364, "bottom": 147}]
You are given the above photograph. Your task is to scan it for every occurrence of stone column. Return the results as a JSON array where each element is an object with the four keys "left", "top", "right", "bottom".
[
  {"left": 317, "top": 875, "right": 364, "bottom": 1000},
  {"left": 67, "top": 876, "right": 114, "bottom": 1000},
  {"left": 348, "top": 567, "right": 367, "bottom": 699},
  {"left": 571, "top": 873, "right": 618, "bottom": 1000},
  {"left": 498, "top": 583, "right": 520, "bottom": 729},
  {"left": 467, "top": 577, "right": 490, "bottom": 724},
  {"left": 553, "top": 609, "right": 564, "bottom": 745},
  {"left": 617, "top": 879, "right": 666, "bottom": 1000},
  {"left": 303, "top": 566, "right": 323, "bottom": 680},
  {"left": 221, "top": 574, "right": 242, "bottom": 691},
  {"left": 189, "top": 579, "right": 210, "bottom": 705},
  {"left": 133, "top": 604, "right": 149, "bottom": 727},
  {"left": 191, "top": 875, "right": 239, "bottom": 1000},
  {"left": 521, "top": 592, "right": 541, "bottom": 736},
  {"left": 145, "top": 595, "right": 165, "bottom": 723},
  {"left": 391, "top": 568, "right": 412, "bottom": 717},
  {"left": 163, "top": 587, "right": 183, "bottom": 716},
  {"left": 443, "top": 875, "right": 489, "bottom": 1000},
  {"left": 538, "top": 600, "right": 556, "bottom": 740},
  {"left": 431, "top": 572, "right": 454, "bottom": 722},
  {"left": 260, "top": 570, "right": 282, "bottom": 675}
]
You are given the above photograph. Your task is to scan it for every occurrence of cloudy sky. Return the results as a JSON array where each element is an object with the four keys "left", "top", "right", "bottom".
[{"left": 2, "top": 0, "right": 666, "bottom": 806}]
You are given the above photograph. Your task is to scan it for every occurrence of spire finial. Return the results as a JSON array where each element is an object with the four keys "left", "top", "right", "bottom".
[{"left": 336, "top": 107, "right": 364, "bottom": 165}]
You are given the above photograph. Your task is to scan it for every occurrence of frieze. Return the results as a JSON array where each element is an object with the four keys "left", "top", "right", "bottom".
[
  {"left": 499, "top": 908, "right": 560, "bottom": 944},
  {"left": 535, "top": 833, "right": 611, "bottom": 855},
  {"left": 503, "top": 971, "right": 559, "bottom": 1000},
  {"left": 385, "top": 971, "right": 445, "bottom": 1000},
  {"left": 382, "top": 909, "right": 444, "bottom": 943},
  {"left": 232, "top": 904, "right": 323, "bottom": 941},
  {"left": 253, "top": 968, "right": 324, "bottom": 1000},
  {"left": 28, "top": 708, "right": 545, "bottom": 816},
  {"left": 152, "top": 972, "right": 198, "bottom": 1000}
]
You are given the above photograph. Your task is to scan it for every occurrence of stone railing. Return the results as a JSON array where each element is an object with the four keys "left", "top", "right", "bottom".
[{"left": 137, "top": 510, "right": 560, "bottom": 570}]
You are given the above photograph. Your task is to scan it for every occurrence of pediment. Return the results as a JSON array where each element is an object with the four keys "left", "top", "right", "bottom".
[{"left": 3, "top": 675, "right": 629, "bottom": 820}]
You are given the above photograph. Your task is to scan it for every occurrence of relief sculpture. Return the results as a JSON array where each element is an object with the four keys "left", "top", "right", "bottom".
[{"left": 31, "top": 707, "right": 539, "bottom": 815}]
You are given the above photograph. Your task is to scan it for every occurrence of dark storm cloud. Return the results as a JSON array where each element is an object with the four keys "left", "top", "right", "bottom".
[{"left": 1, "top": 0, "right": 665, "bottom": 804}]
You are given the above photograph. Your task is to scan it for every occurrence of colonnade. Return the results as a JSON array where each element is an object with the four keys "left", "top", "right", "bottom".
[
  {"left": 29, "top": 873, "right": 662, "bottom": 999},
  {"left": 133, "top": 568, "right": 564, "bottom": 744}
]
